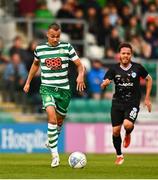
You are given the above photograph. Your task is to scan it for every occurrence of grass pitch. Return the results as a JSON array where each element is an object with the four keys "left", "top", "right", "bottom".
[{"left": 0, "top": 153, "right": 158, "bottom": 179}]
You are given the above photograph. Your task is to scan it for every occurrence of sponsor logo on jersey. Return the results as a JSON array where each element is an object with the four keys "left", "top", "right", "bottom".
[
  {"left": 115, "top": 74, "right": 121, "bottom": 78},
  {"left": 118, "top": 82, "right": 133, "bottom": 87},
  {"left": 45, "top": 57, "right": 62, "bottom": 70}
]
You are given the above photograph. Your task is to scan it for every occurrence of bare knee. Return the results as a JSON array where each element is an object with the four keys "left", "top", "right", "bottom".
[
  {"left": 56, "top": 113, "right": 65, "bottom": 126},
  {"left": 46, "top": 106, "right": 57, "bottom": 124},
  {"left": 57, "top": 117, "right": 64, "bottom": 126},
  {"left": 124, "top": 119, "right": 134, "bottom": 132},
  {"left": 113, "top": 126, "right": 121, "bottom": 137}
]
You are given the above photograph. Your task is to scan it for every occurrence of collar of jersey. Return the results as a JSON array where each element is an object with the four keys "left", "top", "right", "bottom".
[
  {"left": 120, "top": 63, "right": 132, "bottom": 71},
  {"left": 46, "top": 42, "right": 61, "bottom": 47}
]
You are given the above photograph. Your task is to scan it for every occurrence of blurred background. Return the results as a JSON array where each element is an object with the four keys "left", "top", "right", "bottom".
[{"left": 0, "top": 0, "right": 158, "bottom": 154}]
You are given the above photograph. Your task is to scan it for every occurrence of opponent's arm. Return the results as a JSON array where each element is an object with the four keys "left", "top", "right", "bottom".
[
  {"left": 73, "top": 59, "right": 86, "bottom": 92},
  {"left": 23, "top": 60, "right": 40, "bottom": 93},
  {"left": 144, "top": 74, "right": 152, "bottom": 112},
  {"left": 101, "top": 79, "right": 111, "bottom": 89}
]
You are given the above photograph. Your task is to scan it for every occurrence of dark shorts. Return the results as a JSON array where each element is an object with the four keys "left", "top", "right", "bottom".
[{"left": 111, "top": 101, "right": 140, "bottom": 127}]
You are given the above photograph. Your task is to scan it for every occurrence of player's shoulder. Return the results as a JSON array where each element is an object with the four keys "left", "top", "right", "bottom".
[
  {"left": 131, "top": 61, "right": 143, "bottom": 68},
  {"left": 59, "top": 41, "right": 70, "bottom": 46},
  {"left": 35, "top": 43, "right": 48, "bottom": 51},
  {"left": 59, "top": 42, "right": 74, "bottom": 50},
  {"left": 111, "top": 63, "right": 120, "bottom": 70}
]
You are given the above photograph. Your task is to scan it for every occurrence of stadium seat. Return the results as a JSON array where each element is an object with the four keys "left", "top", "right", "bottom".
[
  {"left": 86, "top": 45, "right": 104, "bottom": 59},
  {"left": 67, "top": 99, "right": 111, "bottom": 123},
  {"left": 85, "top": 33, "right": 97, "bottom": 45},
  {"left": 80, "top": 57, "right": 91, "bottom": 72},
  {"left": 60, "top": 32, "right": 70, "bottom": 42}
]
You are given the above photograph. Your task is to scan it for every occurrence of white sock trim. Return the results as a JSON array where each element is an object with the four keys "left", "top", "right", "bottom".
[
  {"left": 48, "top": 123, "right": 57, "bottom": 129},
  {"left": 50, "top": 147, "right": 58, "bottom": 154}
]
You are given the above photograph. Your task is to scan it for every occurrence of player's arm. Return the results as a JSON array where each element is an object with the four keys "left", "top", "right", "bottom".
[
  {"left": 73, "top": 59, "right": 86, "bottom": 92},
  {"left": 144, "top": 74, "right": 152, "bottom": 112},
  {"left": 101, "top": 79, "right": 111, "bottom": 89},
  {"left": 23, "top": 60, "right": 40, "bottom": 93},
  {"left": 101, "top": 68, "right": 114, "bottom": 89}
]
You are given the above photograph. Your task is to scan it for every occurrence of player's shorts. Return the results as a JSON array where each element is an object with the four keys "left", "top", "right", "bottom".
[
  {"left": 111, "top": 101, "right": 140, "bottom": 127},
  {"left": 40, "top": 85, "right": 71, "bottom": 116}
]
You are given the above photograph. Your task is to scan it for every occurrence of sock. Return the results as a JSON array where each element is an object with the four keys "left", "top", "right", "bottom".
[
  {"left": 113, "top": 135, "right": 122, "bottom": 155},
  {"left": 126, "top": 126, "right": 134, "bottom": 135},
  {"left": 48, "top": 123, "right": 58, "bottom": 154}
]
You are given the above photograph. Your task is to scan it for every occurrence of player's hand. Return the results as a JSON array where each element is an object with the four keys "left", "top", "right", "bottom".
[
  {"left": 76, "top": 76, "right": 86, "bottom": 92},
  {"left": 23, "top": 83, "right": 30, "bottom": 93},
  {"left": 101, "top": 79, "right": 111, "bottom": 89},
  {"left": 101, "top": 81, "right": 106, "bottom": 89},
  {"left": 144, "top": 97, "right": 152, "bottom": 112}
]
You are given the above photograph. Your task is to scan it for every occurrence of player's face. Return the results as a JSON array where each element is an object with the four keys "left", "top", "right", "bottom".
[
  {"left": 47, "top": 28, "right": 61, "bottom": 46},
  {"left": 119, "top": 47, "right": 132, "bottom": 66}
]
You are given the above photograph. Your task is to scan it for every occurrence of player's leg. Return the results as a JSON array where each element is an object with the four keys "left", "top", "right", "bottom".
[
  {"left": 112, "top": 125, "right": 122, "bottom": 155},
  {"left": 123, "top": 119, "right": 134, "bottom": 148},
  {"left": 56, "top": 112, "right": 65, "bottom": 135},
  {"left": 123, "top": 106, "right": 139, "bottom": 148},
  {"left": 111, "top": 105, "right": 124, "bottom": 165},
  {"left": 46, "top": 106, "right": 60, "bottom": 167},
  {"left": 41, "top": 92, "right": 60, "bottom": 167},
  {"left": 55, "top": 88, "right": 71, "bottom": 134}
]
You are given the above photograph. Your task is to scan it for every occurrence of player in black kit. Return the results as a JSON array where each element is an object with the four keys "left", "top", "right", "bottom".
[{"left": 101, "top": 43, "right": 152, "bottom": 165}]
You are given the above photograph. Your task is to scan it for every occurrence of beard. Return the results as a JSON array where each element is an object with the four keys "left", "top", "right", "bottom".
[{"left": 120, "top": 57, "right": 131, "bottom": 66}]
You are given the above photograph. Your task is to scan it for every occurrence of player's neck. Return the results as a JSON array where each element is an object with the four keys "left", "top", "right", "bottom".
[
  {"left": 47, "top": 41, "right": 60, "bottom": 47},
  {"left": 120, "top": 63, "right": 132, "bottom": 71}
]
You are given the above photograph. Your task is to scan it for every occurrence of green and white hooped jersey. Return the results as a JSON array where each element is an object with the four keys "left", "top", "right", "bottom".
[{"left": 34, "top": 42, "right": 79, "bottom": 90}]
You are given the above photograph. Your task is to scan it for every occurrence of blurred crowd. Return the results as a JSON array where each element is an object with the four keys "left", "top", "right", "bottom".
[
  {"left": 0, "top": 0, "right": 158, "bottom": 111},
  {"left": 6, "top": 0, "right": 158, "bottom": 59}
]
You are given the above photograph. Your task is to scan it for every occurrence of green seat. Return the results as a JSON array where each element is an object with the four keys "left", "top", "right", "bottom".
[
  {"left": 0, "top": 112, "right": 15, "bottom": 123},
  {"left": 67, "top": 99, "right": 111, "bottom": 123}
]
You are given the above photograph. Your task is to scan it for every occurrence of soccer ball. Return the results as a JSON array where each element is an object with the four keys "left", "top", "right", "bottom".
[{"left": 68, "top": 152, "right": 87, "bottom": 168}]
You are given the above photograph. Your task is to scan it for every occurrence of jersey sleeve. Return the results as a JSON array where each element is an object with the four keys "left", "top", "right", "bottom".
[
  {"left": 34, "top": 48, "right": 40, "bottom": 61},
  {"left": 104, "top": 68, "right": 115, "bottom": 80},
  {"left": 68, "top": 43, "right": 79, "bottom": 61},
  {"left": 139, "top": 64, "right": 148, "bottom": 79}
]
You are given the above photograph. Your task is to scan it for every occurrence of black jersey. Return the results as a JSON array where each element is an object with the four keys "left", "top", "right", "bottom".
[{"left": 104, "top": 62, "right": 148, "bottom": 105}]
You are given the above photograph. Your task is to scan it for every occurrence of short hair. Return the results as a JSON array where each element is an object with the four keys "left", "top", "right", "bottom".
[
  {"left": 48, "top": 23, "right": 61, "bottom": 31},
  {"left": 118, "top": 42, "right": 133, "bottom": 52}
]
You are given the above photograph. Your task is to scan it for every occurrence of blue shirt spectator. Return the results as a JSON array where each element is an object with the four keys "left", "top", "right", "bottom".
[{"left": 87, "top": 59, "right": 106, "bottom": 99}]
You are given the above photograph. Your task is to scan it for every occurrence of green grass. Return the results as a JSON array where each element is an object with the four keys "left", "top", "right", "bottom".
[{"left": 0, "top": 153, "right": 158, "bottom": 179}]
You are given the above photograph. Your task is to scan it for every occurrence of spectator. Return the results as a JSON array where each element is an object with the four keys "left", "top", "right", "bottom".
[
  {"left": 128, "top": 0, "right": 142, "bottom": 19},
  {"left": 3, "top": 52, "right": 27, "bottom": 101},
  {"left": 130, "top": 35, "right": 151, "bottom": 59},
  {"left": 97, "top": 15, "right": 113, "bottom": 46},
  {"left": 71, "top": 8, "right": 84, "bottom": 40},
  {"left": 125, "top": 16, "right": 142, "bottom": 40},
  {"left": 109, "top": 5, "right": 119, "bottom": 26},
  {"left": 120, "top": 4, "right": 132, "bottom": 27},
  {"left": 86, "top": 6, "right": 101, "bottom": 36},
  {"left": 9, "top": 36, "right": 28, "bottom": 63},
  {"left": 56, "top": 0, "right": 75, "bottom": 33},
  {"left": 25, "top": 40, "right": 38, "bottom": 72},
  {"left": 87, "top": 59, "right": 106, "bottom": 99},
  {"left": 18, "top": 0, "right": 37, "bottom": 17},
  {"left": 34, "top": 1, "right": 54, "bottom": 39},
  {"left": 108, "top": 27, "right": 121, "bottom": 53},
  {"left": 0, "top": 37, "right": 9, "bottom": 64},
  {"left": 24, "top": 40, "right": 41, "bottom": 112}
]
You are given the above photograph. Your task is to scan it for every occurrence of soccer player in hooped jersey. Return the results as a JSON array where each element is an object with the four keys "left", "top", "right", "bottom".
[
  {"left": 23, "top": 23, "right": 85, "bottom": 167},
  {"left": 101, "top": 43, "right": 152, "bottom": 165}
]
